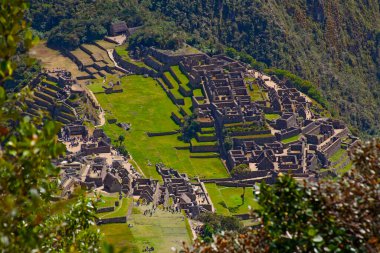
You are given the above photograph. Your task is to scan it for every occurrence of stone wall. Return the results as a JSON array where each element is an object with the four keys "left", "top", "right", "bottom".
[
  {"left": 81, "top": 145, "right": 111, "bottom": 156},
  {"left": 229, "top": 129, "right": 271, "bottom": 137},
  {"left": 144, "top": 56, "right": 164, "bottom": 72},
  {"left": 113, "top": 50, "right": 157, "bottom": 77},
  {"left": 167, "top": 90, "right": 185, "bottom": 105},
  {"left": 96, "top": 216, "right": 127, "bottom": 225},
  {"left": 147, "top": 130, "right": 179, "bottom": 137},
  {"left": 323, "top": 138, "right": 341, "bottom": 158},
  {"left": 191, "top": 144, "right": 219, "bottom": 153},
  {"left": 171, "top": 112, "right": 183, "bottom": 125},
  {"left": 233, "top": 135, "right": 277, "bottom": 146},
  {"left": 196, "top": 133, "right": 217, "bottom": 142},
  {"left": 96, "top": 206, "right": 115, "bottom": 213},
  {"left": 275, "top": 128, "right": 301, "bottom": 141}
]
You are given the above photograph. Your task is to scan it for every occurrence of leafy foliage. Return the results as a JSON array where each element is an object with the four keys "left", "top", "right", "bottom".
[
  {"left": 0, "top": 0, "right": 38, "bottom": 83},
  {"left": 29, "top": 0, "right": 146, "bottom": 50},
  {"left": 0, "top": 1, "right": 101, "bottom": 251},
  {"left": 230, "top": 164, "right": 250, "bottom": 177},
  {"left": 197, "top": 213, "right": 243, "bottom": 242},
  {"left": 128, "top": 21, "right": 186, "bottom": 51},
  {"left": 225, "top": 47, "right": 267, "bottom": 71},
  {"left": 180, "top": 115, "right": 200, "bottom": 143}
]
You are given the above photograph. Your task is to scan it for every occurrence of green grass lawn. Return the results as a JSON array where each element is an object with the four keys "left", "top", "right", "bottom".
[
  {"left": 265, "top": 113, "right": 281, "bottom": 121},
  {"left": 99, "top": 204, "right": 190, "bottom": 253},
  {"left": 247, "top": 83, "right": 265, "bottom": 102},
  {"left": 114, "top": 45, "right": 152, "bottom": 70},
  {"left": 338, "top": 162, "right": 353, "bottom": 174},
  {"left": 93, "top": 195, "right": 118, "bottom": 208},
  {"left": 182, "top": 97, "right": 193, "bottom": 115},
  {"left": 98, "top": 197, "right": 131, "bottom": 219},
  {"left": 205, "top": 183, "right": 259, "bottom": 216},
  {"left": 190, "top": 139, "right": 218, "bottom": 146},
  {"left": 89, "top": 75, "right": 228, "bottom": 180},
  {"left": 281, "top": 134, "right": 300, "bottom": 144},
  {"left": 329, "top": 148, "right": 347, "bottom": 163},
  {"left": 163, "top": 71, "right": 179, "bottom": 89},
  {"left": 171, "top": 65, "right": 189, "bottom": 85},
  {"left": 193, "top": 89, "right": 203, "bottom": 97},
  {"left": 71, "top": 48, "right": 93, "bottom": 66}
]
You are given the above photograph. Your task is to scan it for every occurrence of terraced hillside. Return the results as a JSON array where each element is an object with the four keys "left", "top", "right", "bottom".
[
  {"left": 25, "top": 79, "right": 78, "bottom": 124},
  {"left": 68, "top": 41, "right": 126, "bottom": 79}
]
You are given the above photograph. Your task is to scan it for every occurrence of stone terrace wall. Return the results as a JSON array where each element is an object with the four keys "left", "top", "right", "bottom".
[
  {"left": 147, "top": 130, "right": 179, "bottom": 137},
  {"left": 96, "top": 216, "right": 127, "bottom": 225},
  {"left": 96, "top": 206, "right": 115, "bottom": 213},
  {"left": 275, "top": 128, "right": 301, "bottom": 141},
  {"left": 323, "top": 138, "right": 341, "bottom": 158},
  {"left": 233, "top": 136, "right": 277, "bottom": 146},
  {"left": 113, "top": 50, "right": 157, "bottom": 77},
  {"left": 191, "top": 145, "right": 219, "bottom": 153}
]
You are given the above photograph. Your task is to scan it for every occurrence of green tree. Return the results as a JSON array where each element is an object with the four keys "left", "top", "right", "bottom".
[
  {"left": 231, "top": 164, "right": 249, "bottom": 177},
  {"left": 180, "top": 115, "right": 200, "bottom": 143},
  {"left": 0, "top": 0, "right": 37, "bottom": 83},
  {"left": 0, "top": 1, "right": 101, "bottom": 252},
  {"left": 118, "top": 134, "right": 125, "bottom": 145}
]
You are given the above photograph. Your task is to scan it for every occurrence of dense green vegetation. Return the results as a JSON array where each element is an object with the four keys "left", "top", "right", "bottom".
[
  {"left": 29, "top": 0, "right": 137, "bottom": 49},
  {"left": 197, "top": 213, "right": 243, "bottom": 242},
  {"left": 146, "top": 0, "right": 380, "bottom": 137},
  {"left": 128, "top": 20, "right": 186, "bottom": 51},
  {"left": 230, "top": 164, "right": 250, "bottom": 177},
  {"left": 29, "top": 0, "right": 187, "bottom": 51},
  {"left": 0, "top": 1, "right": 101, "bottom": 251}
]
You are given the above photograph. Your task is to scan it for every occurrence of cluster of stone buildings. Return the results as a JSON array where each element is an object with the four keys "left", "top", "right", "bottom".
[
  {"left": 171, "top": 53, "right": 357, "bottom": 182},
  {"left": 58, "top": 124, "right": 213, "bottom": 217},
  {"left": 58, "top": 125, "right": 134, "bottom": 197},
  {"left": 182, "top": 54, "right": 263, "bottom": 128}
]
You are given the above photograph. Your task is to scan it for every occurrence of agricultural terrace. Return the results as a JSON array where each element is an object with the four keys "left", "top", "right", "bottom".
[
  {"left": 281, "top": 134, "right": 300, "bottom": 144},
  {"left": 29, "top": 42, "right": 87, "bottom": 78},
  {"left": 171, "top": 65, "right": 189, "bottom": 85},
  {"left": 95, "top": 40, "right": 117, "bottom": 50},
  {"left": 97, "top": 199, "right": 132, "bottom": 219},
  {"left": 205, "top": 183, "right": 259, "bottom": 216},
  {"left": 265, "top": 113, "right": 281, "bottom": 121},
  {"left": 88, "top": 75, "right": 228, "bottom": 180},
  {"left": 114, "top": 44, "right": 153, "bottom": 70},
  {"left": 100, "top": 204, "right": 191, "bottom": 253}
]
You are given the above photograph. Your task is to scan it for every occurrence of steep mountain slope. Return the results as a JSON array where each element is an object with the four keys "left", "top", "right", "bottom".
[{"left": 145, "top": 0, "right": 380, "bottom": 136}]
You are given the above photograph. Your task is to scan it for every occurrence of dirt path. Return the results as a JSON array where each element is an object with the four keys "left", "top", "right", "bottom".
[
  {"left": 81, "top": 83, "right": 106, "bottom": 127},
  {"left": 107, "top": 49, "right": 129, "bottom": 74},
  {"left": 96, "top": 108, "right": 106, "bottom": 127}
]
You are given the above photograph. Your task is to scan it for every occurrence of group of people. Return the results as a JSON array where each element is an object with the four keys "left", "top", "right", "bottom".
[{"left": 142, "top": 246, "right": 154, "bottom": 252}]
